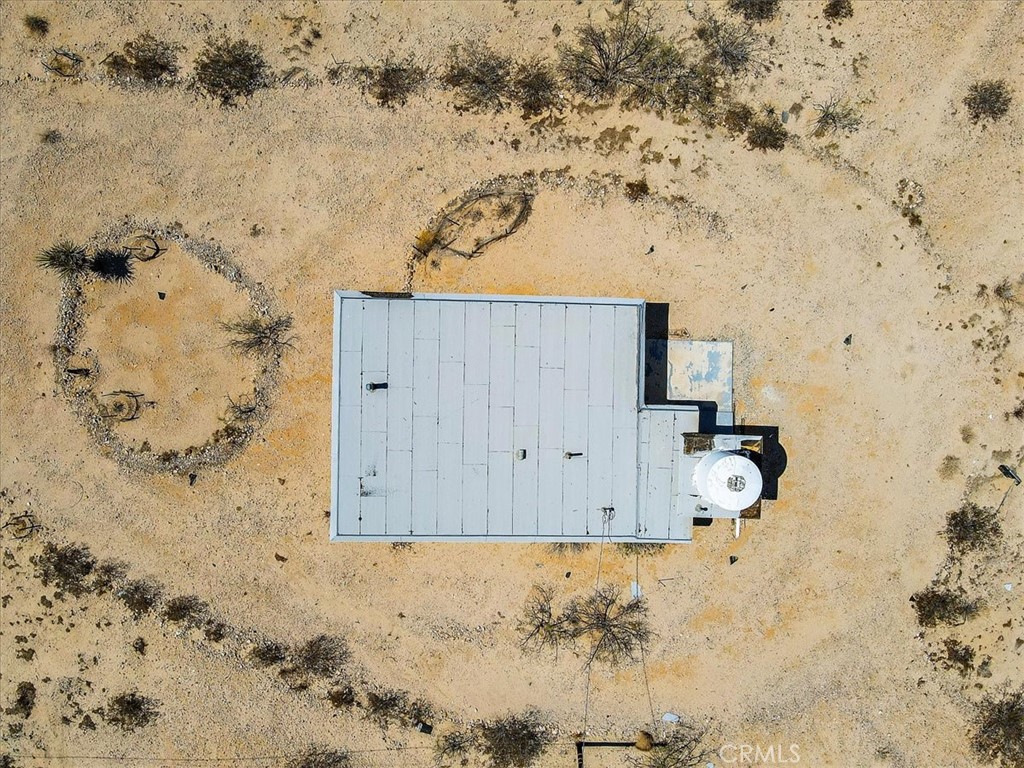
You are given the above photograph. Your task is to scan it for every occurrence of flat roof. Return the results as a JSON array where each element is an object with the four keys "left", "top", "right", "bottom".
[{"left": 332, "top": 290, "right": 709, "bottom": 542}]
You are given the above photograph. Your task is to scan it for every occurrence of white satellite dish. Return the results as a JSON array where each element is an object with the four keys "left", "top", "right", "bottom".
[{"left": 693, "top": 450, "right": 762, "bottom": 512}]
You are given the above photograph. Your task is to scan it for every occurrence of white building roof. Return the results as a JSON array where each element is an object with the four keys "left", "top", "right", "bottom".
[{"left": 330, "top": 291, "right": 736, "bottom": 542}]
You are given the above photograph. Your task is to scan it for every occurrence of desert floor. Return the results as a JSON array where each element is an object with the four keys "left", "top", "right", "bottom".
[{"left": 1, "top": 1, "right": 1022, "bottom": 767}]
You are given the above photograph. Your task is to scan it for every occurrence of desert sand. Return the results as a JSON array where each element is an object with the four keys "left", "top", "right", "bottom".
[{"left": 1, "top": 1, "right": 1022, "bottom": 767}]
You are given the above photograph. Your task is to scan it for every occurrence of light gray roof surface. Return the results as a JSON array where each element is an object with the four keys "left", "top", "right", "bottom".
[{"left": 332, "top": 291, "right": 705, "bottom": 541}]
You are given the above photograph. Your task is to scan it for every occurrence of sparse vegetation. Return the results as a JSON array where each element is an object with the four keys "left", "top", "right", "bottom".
[
  {"left": 512, "top": 57, "right": 561, "bottom": 116},
  {"left": 442, "top": 41, "right": 513, "bottom": 112},
  {"left": 963, "top": 79, "right": 1011, "bottom": 124},
  {"left": 940, "top": 638, "right": 975, "bottom": 677},
  {"left": 630, "top": 724, "right": 714, "bottom": 768},
  {"left": 727, "top": 0, "right": 781, "bottom": 23},
  {"left": 36, "top": 240, "right": 89, "bottom": 279},
  {"left": 347, "top": 54, "right": 427, "bottom": 108},
  {"left": 518, "top": 585, "right": 573, "bottom": 654},
  {"left": 290, "top": 749, "right": 352, "bottom": 768},
  {"left": 477, "top": 712, "right": 551, "bottom": 768},
  {"left": 161, "top": 594, "right": 209, "bottom": 626},
  {"left": 696, "top": 13, "right": 765, "bottom": 76},
  {"left": 295, "top": 634, "right": 349, "bottom": 677},
  {"left": 615, "top": 542, "right": 666, "bottom": 556},
  {"left": 104, "top": 33, "right": 181, "bottom": 84},
  {"left": 811, "top": 94, "right": 861, "bottom": 134},
  {"left": 436, "top": 731, "right": 475, "bottom": 766},
  {"left": 24, "top": 15, "right": 50, "bottom": 37},
  {"left": 745, "top": 114, "right": 788, "bottom": 150},
  {"left": 6, "top": 682, "right": 36, "bottom": 719},
  {"left": 972, "top": 685, "right": 1024, "bottom": 768},
  {"left": 822, "top": 0, "right": 854, "bottom": 22},
  {"left": 92, "top": 559, "right": 128, "bottom": 594},
  {"left": 103, "top": 692, "right": 160, "bottom": 731},
  {"left": 116, "top": 581, "right": 161, "bottom": 622},
  {"left": 943, "top": 502, "right": 1001, "bottom": 555},
  {"left": 910, "top": 585, "right": 982, "bottom": 627},
  {"left": 366, "top": 687, "right": 409, "bottom": 726},
  {"left": 222, "top": 314, "right": 295, "bottom": 356},
  {"left": 250, "top": 639, "right": 289, "bottom": 666},
  {"left": 35, "top": 542, "right": 96, "bottom": 596},
  {"left": 194, "top": 37, "right": 270, "bottom": 105},
  {"left": 566, "top": 585, "right": 652, "bottom": 665},
  {"left": 89, "top": 248, "right": 135, "bottom": 284},
  {"left": 722, "top": 102, "right": 754, "bottom": 133}
]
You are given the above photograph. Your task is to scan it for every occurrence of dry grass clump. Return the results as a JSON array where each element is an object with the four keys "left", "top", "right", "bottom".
[
  {"left": 194, "top": 37, "right": 270, "bottom": 105},
  {"left": 116, "top": 579, "right": 163, "bottom": 619},
  {"left": 295, "top": 634, "right": 349, "bottom": 677},
  {"left": 811, "top": 94, "right": 861, "bottom": 134},
  {"left": 477, "top": 712, "right": 552, "bottom": 768},
  {"left": 943, "top": 502, "right": 1001, "bottom": 555},
  {"left": 727, "top": 0, "right": 781, "bottom": 23},
  {"left": 910, "top": 585, "right": 982, "bottom": 628},
  {"left": 696, "top": 13, "right": 766, "bottom": 76},
  {"left": 347, "top": 54, "right": 427, "bottom": 108},
  {"left": 746, "top": 114, "right": 788, "bottom": 150},
  {"left": 442, "top": 41, "right": 513, "bottom": 112},
  {"left": 822, "top": 0, "right": 854, "bottom": 22},
  {"left": 89, "top": 248, "right": 135, "bottom": 284},
  {"left": 36, "top": 240, "right": 89, "bottom": 279},
  {"left": 289, "top": 749, "right": 352, "bottom": 768},
  {"left": 24, "top": 15, "right": 50, "bottom": 37},
  {"left": 963, "top": 79, "right": 1011, "bottom": 124},
  {"left": 161, "top": 594, "right": 210, "bottom": 626},
  {"left": 103, "top": 692, "right": 160, "bottom": 731},
  {"left": 104, "top": 33, "right": 180, "bottom": 84},
  {"left": 629, "top": 724, "right": 714, "bottom": 768},
  {"left": 222, "top": 314, "right": 295, "bottom": 356},
  {"left": 35, "top": 542, "right": 96, "bottom": 596},
  {"left": 972, "top": 685, "right": 1024, "bottom": 768},
  {"left": 512, "top": 57, "right": 562, "bottom": 116}
]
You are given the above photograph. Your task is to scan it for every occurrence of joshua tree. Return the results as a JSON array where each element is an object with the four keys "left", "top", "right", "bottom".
[{"left": 36, "top": 240, "right": 88, "bottom": 278}]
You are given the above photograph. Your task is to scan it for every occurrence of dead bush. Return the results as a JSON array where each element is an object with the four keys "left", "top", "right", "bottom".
[
  {"left": 727, "top": 0, "right": 781, "bottom": 23},
  {"left": 35, "top": 542, "right": 96, "bottom": 596},
  {"left": 518, "top": 585, "right": 574, "bottom": 654},
  {"left": 696, "top": 13, "right": 766, "bottom": 76},
  {"left": 910, "top": 585, "right": 982, "bottom": 628},
  {"left": 442, "top": 41, "right": 513, "bottom": 112},
  {"left": 296, "top": 634, "right": 349, "bottom": 677},
  {"left": 565, "top": 585, "right": 651, "bottom": 665},
  {"left": 116, "top": 579, "right": 162, "bottom": 618},
  {"left": 436, "top": 731, "right": 475, "bottom": 766},
  {"left": 194, "top": 36, "right": 270, "bottom": 105},
  {"left": 92, "top": 559, "right": 128, "bottom": 594},
  {"left": 822, "top": 0, "right": 854, "bottom": 22},
  {"left": 940, "top": 638, "right": 976, "bottom": 677},
  {"left": 347, "top": 53, "right": 427, "bottom": 108},
  {"left": 745, "top": 115, "right": 788, "bottom": 151},
  {"left": 104, "top": 33, "right": 180, "bottom": 84},
  {"left": 811, "top": 94, "right": 861, "bottom": 134},
  {"left": 161, "top": 595, "right": 209, "bottom": 626},
  {"left": 222, "top": 314, "right": 295, "bottom": 356},
  {"left": 366, "top": 688, "right": 409, "bottom": 726},
  {"left": 477, "top": 712, "right": 552, "bottom": 768},
  {"left": 972, "top": 685, "right": 1024, "bottom": 768},
  {"left": 963, "top": 79, "right": 1011, "bottom": 124},
  {"left": 943, "top": 502, "right": 1001, "bottom": 555},
  {"left": 250, "top": 639, "right": 289, "bottom": 666},
  {"left": 103, "top": 692, "right": 159, "bottom": 731},
  {"left": 6, "top": 682, "right": 36, "bottom": 719},
  {"left": 512, "top": 57, "right": 562, "bottom": 116},
  {"left": 629, "top": 723, "right": 714, "bottom": 768}
]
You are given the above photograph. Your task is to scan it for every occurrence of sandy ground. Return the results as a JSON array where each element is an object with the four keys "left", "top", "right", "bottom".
[{"left": 1, "top": 1, "right": 1022, "bottom": 767}]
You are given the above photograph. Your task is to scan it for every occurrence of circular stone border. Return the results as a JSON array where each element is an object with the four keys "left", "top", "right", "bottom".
[{"left": 52, "top": 216, "right": 284, "bottom": 476}]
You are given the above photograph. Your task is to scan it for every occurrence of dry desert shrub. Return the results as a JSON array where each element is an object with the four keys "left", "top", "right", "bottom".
[
  {"left": 566, "top": 585, "right": 652, "bottom": 665},
  {"left": 103, "top": 692, "right": 159, "bottom": 731},
  {"left": 696, "top": 13, "right": 766, "bottom": 77},
  {"left": 37, "top": 240, "right": 89, "bottom": 279},
  {"left": 35, "top": 542, "right": 96, "bottom": 596},
  {"left": 290, "top": 750, "right": 352, "bottom": 768},
  {"left": 91, "top": 559, "right": 128, "bottom": 594},
  {"left": 194, "top": 37, "right": 270, "bottom": 105},
  {"left": 727, "top": 0, "right": 781, "bottom": 23},
  {"left": 943, "top": 502, "right": 1001, "bottom": 555},
  {"left": 477, "top": 712, "right": 552, "bottom": 768},
  {"left": 910, "top": 585, "right": 982, "bottom": 628},
  {"left": 972, "top": 685, "right": 1024, "bottom": 768},
  {"left": 624, "top": 177, "right": 651, "bottom": 201},
  {"left": 512, "top": 57, "right": 562, "bottom": 116},
  {"left": 161, "top": 594, "right": 210, "bottom": 626},
  {"left": 345, "top": 53, "right": 427, "bottom": 108},
  {"left": 104, "top": 33, "right": 181, "bottom": 84},
  {"left": 366, "top": 687, "right": 409, "bottom": 726},
  {"left": 116, "top": 579, "right": 162, "bottom": 619},
  {"left": 250, "top": 639, "right": 289, "bottom": 666},
  {"left": 518, "top": 585, "right": 574, "bottom": 654},
  {"left": 963, "top": 79, "right": 1011, "bottom": 124},
  {"left": 745, "top": 114, "right": 788, "bottom": 150},
  {"left": 436, "top": 730, "right": 475, "bottom": 766},
  {"left": 6, "top": 682, "right": 37, "bottom": 719},
  {"left": 629, "top": 724, "right": 715, "bottom": 768},
  {"left": 721, "top": 102, "right": 754, "bottom": 133},
  {"left": 24, "top": 14, "right": 49, "bottom": 37},
  {"left": 221, "top": 314, "right": 295, "bottom": 356},
  {"left": 442, "top": 41, "right": 513, "bottom": 112},
  {"left": 823, "top": 0, "right": 854, "bottom": 22},
  {"left": 615, "top": 542, "right": 665, "bottom": 556},
  {"left": 811, "top": 94, "right": 861, "bottom": 134},
  {"left": 295, "top": 634, "right": 349, "bottom": 677},
  {"left": 940, "top": 638, "right": 976, "bottom": 677},
  {"left": 547, "top": 542, "right": 591, "bottom": 553}
]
